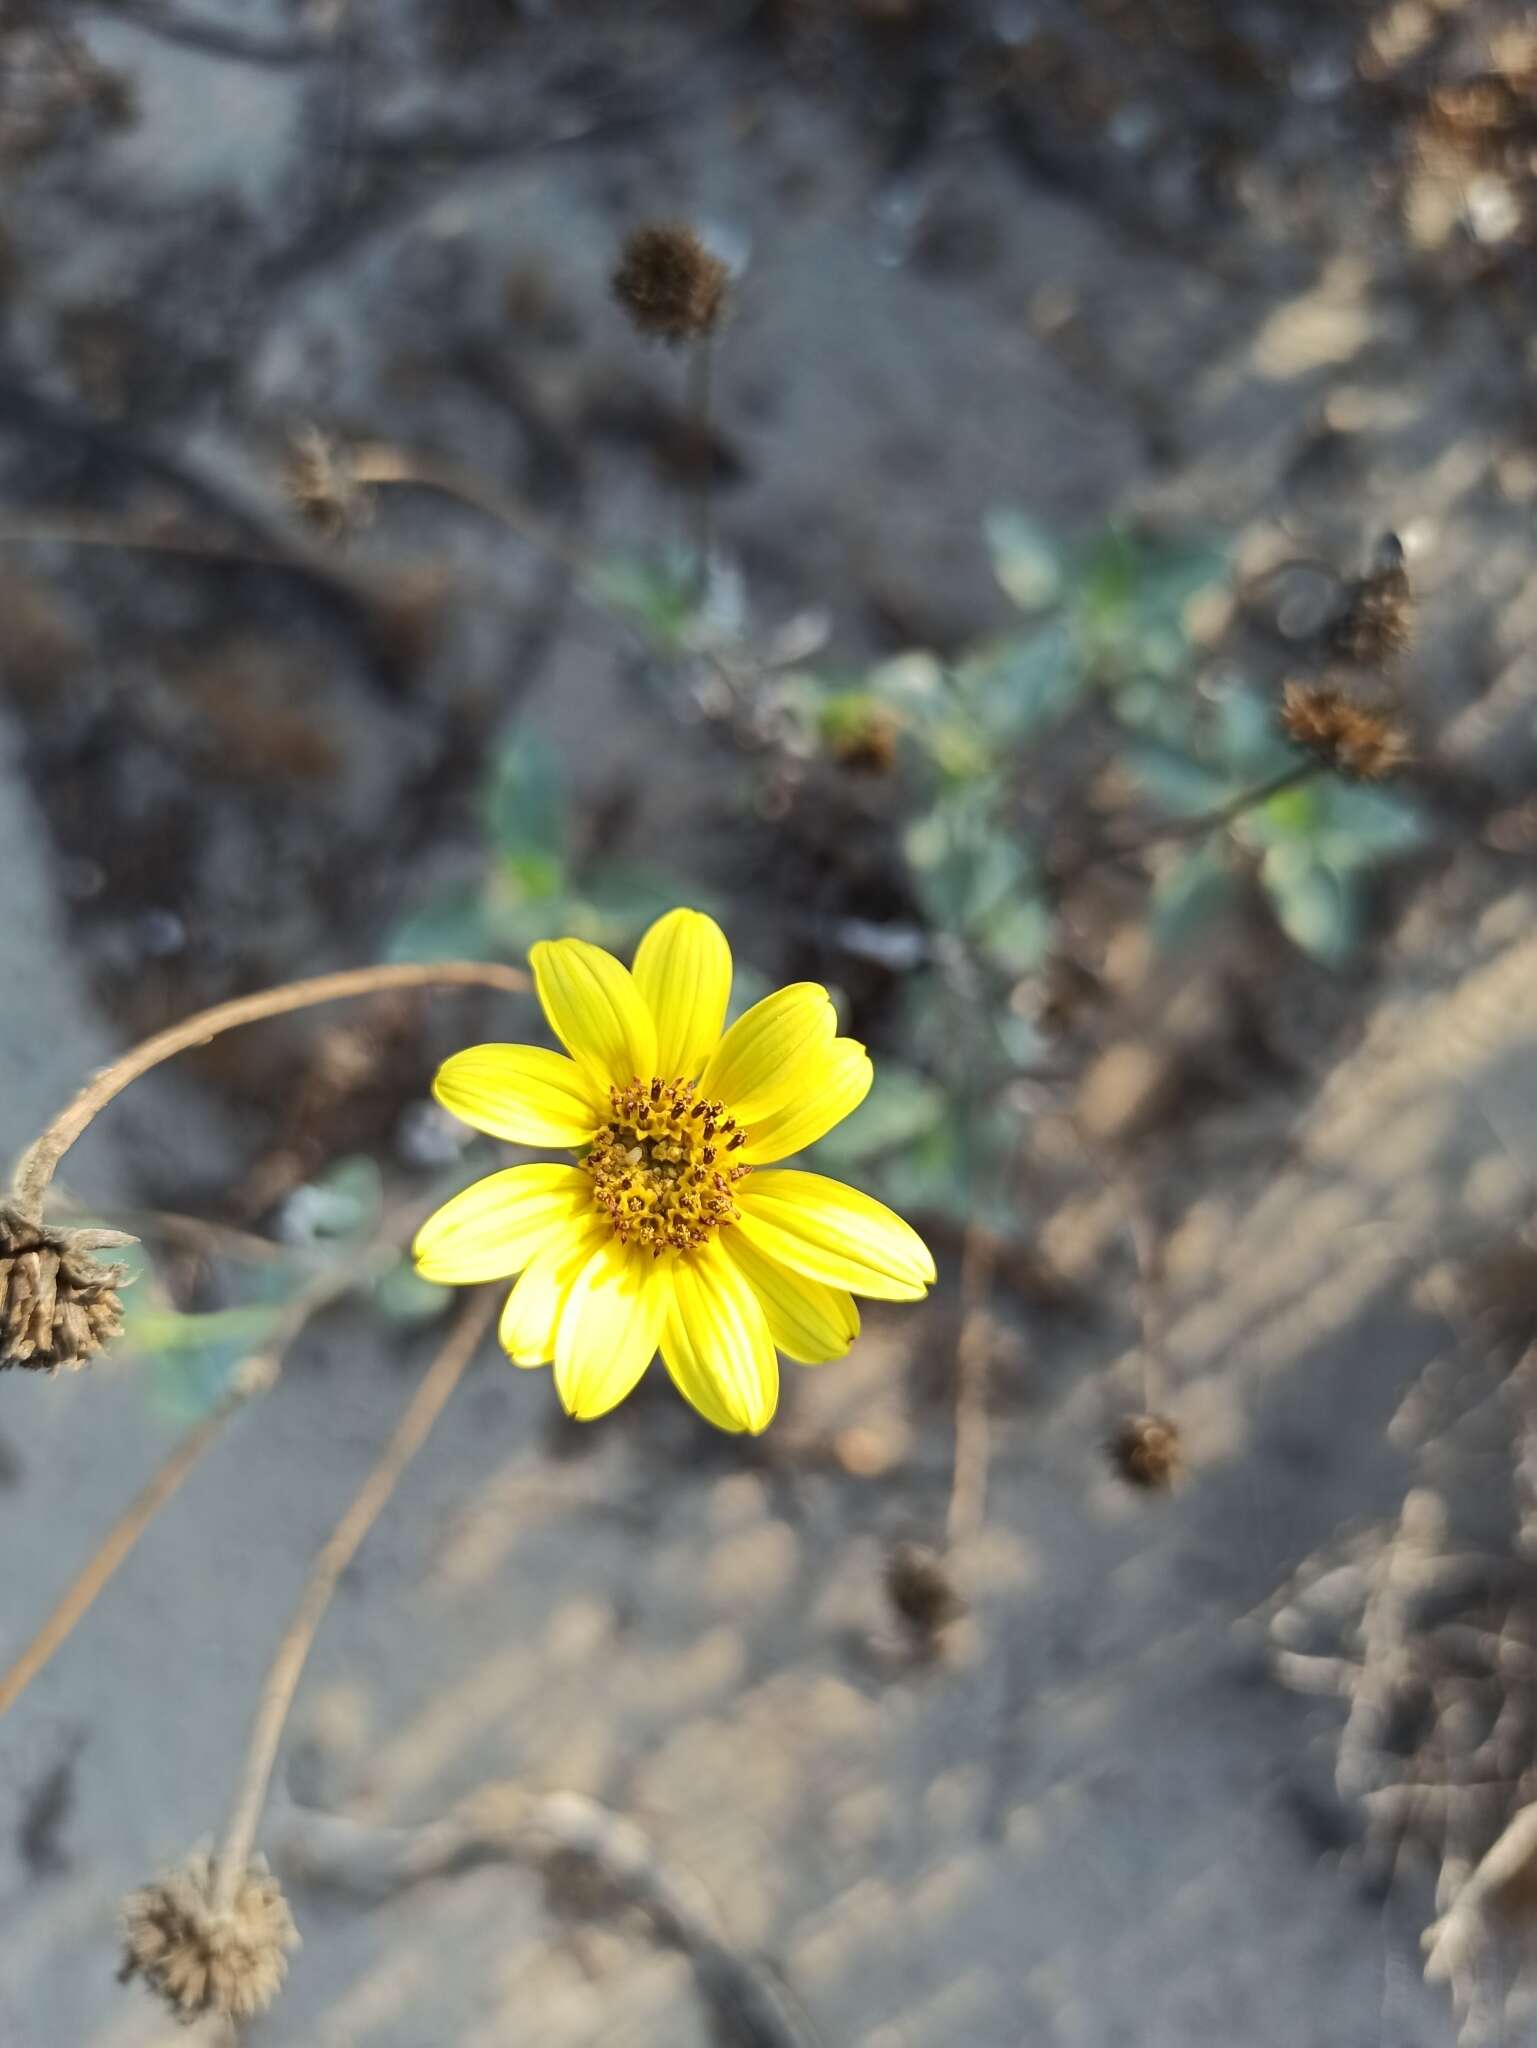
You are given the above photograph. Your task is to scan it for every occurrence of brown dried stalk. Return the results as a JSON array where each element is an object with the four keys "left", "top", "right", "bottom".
[
  {"left": 11, "top": 958, "right": 529, "bottom": 1223},
  {"left": 0, "top": 1234, "right": 400, "bottom": 1718},
  {"left": 209, "top": 1289, "right": 495, "bottom": 1914}
]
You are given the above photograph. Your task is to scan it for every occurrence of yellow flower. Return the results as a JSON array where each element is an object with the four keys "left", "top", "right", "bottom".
[{"left": 414, "top": 908, "right": 935, "bottom": 1433}]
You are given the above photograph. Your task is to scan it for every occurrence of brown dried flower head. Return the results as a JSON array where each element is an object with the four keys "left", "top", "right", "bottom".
[
  {"left": 885, "top": 1540, "right": 965, "bottom": 1637},
  {"left": 283, "top": 425, "right": 370, "bottom": 541},
  {"left": 1108, "top": 1412, "right": 1182, "bottom": 1492},
  {"left": 0, "top": 1203, "right": 131, "bottom": 1372},
  {"left": 120, "top": 1851, "right": 298, "bottom": 2026},
  {"left": 1330, "top": 535, "right": 1414, "bottom": 668},
  {"left": 612, "top": 222, "right": 728, "bottom": 345},
  {"left": 1280, "top": 680, "right": 1410, "bottom": 782}
]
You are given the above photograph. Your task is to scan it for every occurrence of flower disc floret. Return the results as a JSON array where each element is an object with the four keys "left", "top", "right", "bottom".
[{"left": 587, "top": 1077, "right": 750, "bottom": 1253}]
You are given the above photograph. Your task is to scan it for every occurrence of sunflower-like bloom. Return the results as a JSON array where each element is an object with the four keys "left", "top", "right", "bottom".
[{"left": 414, "top": 909, "right": 935, "bottom": 1433}]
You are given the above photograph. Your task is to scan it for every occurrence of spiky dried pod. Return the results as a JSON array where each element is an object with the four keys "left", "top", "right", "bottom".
[
  {"left": 1279, "top": 680, "right": 1410, "bottom": 782},
  {"left": 0, "top": 1203, "right": 131, "bottom": 1372},
  {"left": 611, "top": 222, "right": 728, "bottom": 345},
  {"left": 1108, "top": 1413, "right": 1182, "bottom": 1492},
  {"left": 885, "top": 1540, "right": 965, "bottom": 1636},
  {"left": 1330, "top": 535, "right": 1414, "bottom": 668},
  {"left": 120, "top": 1851, "right": 299, "bottom": 2026}
]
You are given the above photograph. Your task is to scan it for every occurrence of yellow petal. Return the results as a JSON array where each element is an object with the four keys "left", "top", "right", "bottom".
[
  {"left": 631, "top": 907, "right": 732, "bottom": 1082},
  {"left": 738, "top": 1037, "right": 873, "bottom": 1164},
  {"left": 700, "top": 983, "right": 836, "bottom": 1125},
  {"left": 498, "top": 1214, "right": 610, "bottom": 1365},
  {"left": 531, "top": 937, "right": 656, "bottom": 1091},
  {"left": 662, "top": 1239, "right": 779, "bottom": 1434},
  {"left": 735, "top": 1171, "right": 936, "bottom": 1302},
  {"left": 414, "top": 1164, "right": 593, "bottom": 1284},
  {"left": 553, "top": 1235, "right": 670, "bottom": 1420},
  {"left": 433, "top": 1043, "right": 607, "bottom": 1148},
  {"left": 720, "top": 1229, "right": 860, "bottom": 1364}
]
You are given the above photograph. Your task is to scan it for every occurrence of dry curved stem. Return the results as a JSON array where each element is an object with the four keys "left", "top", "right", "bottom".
[
  {"left": 210, "top": 1289, "right": 495, "bottom": 1914},
  {"left": 279, "top": 1782, "right": 822, "bottom": 2048},
  {"left": 347, "top": 442, "right": 597, "bottom": 582},
  {"left": 11, "top": 960, "right": 528, "bottom": 1223},
  {"left": 945, "top": 1221, "right": 997, "bottom": 1551},
  {"left": 0, "top": 1234, "right": 403, "bottom": 1719}
]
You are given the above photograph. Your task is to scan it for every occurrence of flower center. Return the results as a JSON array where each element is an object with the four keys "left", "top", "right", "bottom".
[{"left": 586, "top": 1077, "right": 750, "bottom": 1254}]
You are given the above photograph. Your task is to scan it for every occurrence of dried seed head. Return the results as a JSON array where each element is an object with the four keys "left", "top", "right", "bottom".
[
  {"left": 885, "top": 1541, "right": 965, "bottom": 1636},
  {"left": 612, "top": 222, "right": 728, "bottom": 345},
  {"left": 283, "top": 425, "right": 370, "bottom": 541},
  {"left": 0, "top": 1203, "right": 132, "bottom": 1373},
  {"left": 120, "top": 1851, "right": 298, "bottom": 2026},
  {"left": 1330, "top": 534, "right": 1414, "bottom": 667},
  {"left": 1280, "top": 680, "right": 1410, "bottom": 782},
  {"left": 1108, "top": 1412, "right": 1182, "bottom": 1492}
]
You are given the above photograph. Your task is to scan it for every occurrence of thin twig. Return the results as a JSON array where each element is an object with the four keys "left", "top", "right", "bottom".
[
  {"left": 0, "top": 1237, "right": 405, "bottom": 1720},
  {"left": 347, "top": 443, "right": 596, "bottom": 582},
  {"left": 210, "top": 1290, "right": 495, "bottom": 1912},
  {"left": 280, "top": 1783, "right": 823, "bottom": 2048},
  {"left": 946, "top": 1222, "right": 997, "bottom": 1550},
  {"left": 55, "top": 1204, "right": 292, "bottom": 1266},
  {"left": 10, "top": 960, "right": 528, "bottom": 1223}
]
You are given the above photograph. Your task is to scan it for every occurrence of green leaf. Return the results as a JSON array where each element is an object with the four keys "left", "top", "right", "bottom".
[
  {"left": 1262, "top": 849, "right": 1363, "bottom": 964},
  {"left": 1213, "top": 688, "right": 1293, "bottom": 778},
  {"left": 284, "top": 1155, "right": 383, "bottom": 1245},
  {"left": 482, "top": 732, "right": 568, "bottom": 877},
  {"left": 958, "top": 621, "right": 1082, "bottom": 742},
  {"left": 585, "top": 550, "right": 698, "bottom": 646},
  {"left": 1124, "top": 742, "right": 1231, "bottom": 818},
  {"left": 815, "top": 1063, "right": 947, "bottom": 1167},
  {"left": 1150, "top": 843, "right": 1239, "bottom": 952},
  {"left": 1314, "top": 781, "right": 1429, "bottom": 864},
  {"left": 386, "top": 891, "right": 494, "bottom": 964},
  {"left": 374, "top": 1259, "right": 452, "bottom": 1325},
  {"left": 985, "top": 510, "right": 1064, "bottom": 613},
  {"left": 978, "top": 892, "right": 1053, "bottom": 975}
]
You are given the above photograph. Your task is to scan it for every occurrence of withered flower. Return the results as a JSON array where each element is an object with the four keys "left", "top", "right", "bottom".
[
  {"left": 120, "top": 1851, "right": 298, "bottom": 2026},
  {"left": 1280, "top": 681, "right": 1410, "bottom": 782},
  {"left": 0, "top": 1204, "right": 131, "bottom": 1372},
  {"left": 885, "top": 1540, "right": 965, "bottom": 1637},
  {"left": 1108, "top": 1412, "right": 1182, "bottom": 1492},
  {"left": 612, "top": 223, "right": 728, "bottom": 345},
  {"left": 1330, "top": 535, "right": 1414, "bottom": 668}
]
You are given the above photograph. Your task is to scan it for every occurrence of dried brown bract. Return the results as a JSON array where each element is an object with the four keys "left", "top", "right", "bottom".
[
  {"left": 120, "top": 1851, "right": 298, "bottom": 2026},
  {"left": 0, "top": 1203, "right": 132, "bottom": 1373},
  {"left": 885, "top": 1540, "right": 965, "bottom": 1637},
  {"left": 1330, "top": 536, "right": 1414, "bottom": 667},
  {"left": 612, "top": 223, "right": 728, "bottom": 345},
  {"left": 283, "top": 425, "right": 370, "bottom": 542},
  {"left": 1108, "top": 1412, "right": 1182, "bottom": 1491},
  {"left": 1280, "top": 680, "right": 1410, "bottom": 782}
]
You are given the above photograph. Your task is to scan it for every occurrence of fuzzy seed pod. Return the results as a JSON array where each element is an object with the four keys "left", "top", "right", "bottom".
[
  {"left": 885, "top": 1541, "right": 965, "bottom": 1636},
  {"left": 1280, "top": 680, "right": 1410, "bottom": 782},
  {"left": 0, "top": 1204, "right": 131, "bottom": 1373},
  {"left": 120, "top": 1851, "right": 298, "bottom": 2026},
  {"left": 611, "top": 222, "right": 728, "bottom": 345},
  {"left": 1108, "top": 1413, "right": 1182, "bottom": 1491},
  {"left": 1330, "top": 536, "right": 1414, "bottom": 668}
]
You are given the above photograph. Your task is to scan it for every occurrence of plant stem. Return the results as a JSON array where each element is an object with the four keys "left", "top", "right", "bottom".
[
  {"left": 11, "top": 960, "right": 528, "bottom": 1224},
  {"left": 210, "top": 1288, "right": 494, "bottom": 1913},
  {"left": 0, "top": 1234, "right": 406, "bottom": 1720},
  {"left": 1073, "top": 759, "right": 1322, "bottom": 880},
  {"left": 946, "top": 1220, "right": 997, "bottom": 1552},
  {"left": 690, "top": 334, "right": 715, "bottom": 601}
]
